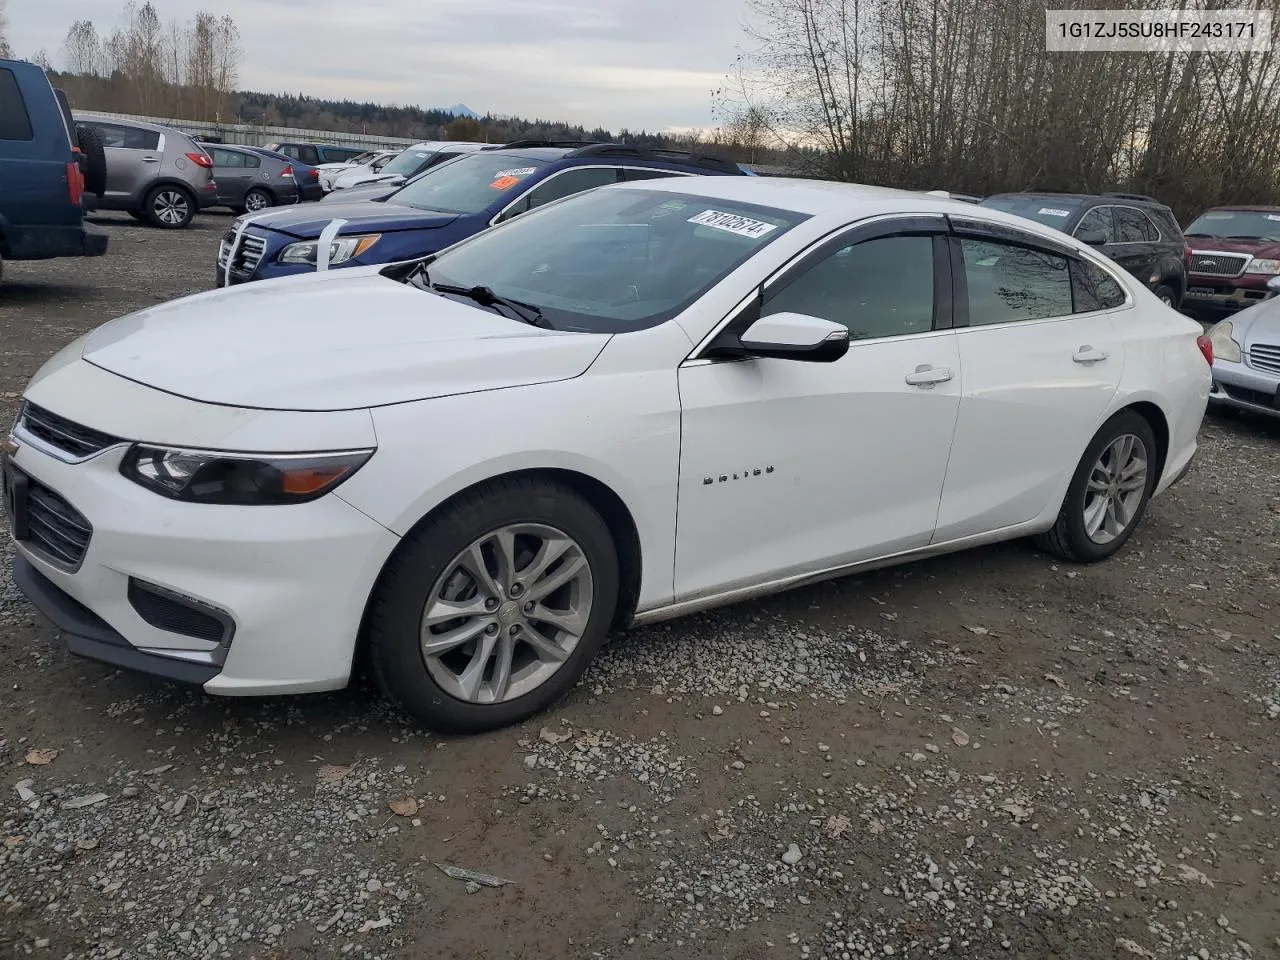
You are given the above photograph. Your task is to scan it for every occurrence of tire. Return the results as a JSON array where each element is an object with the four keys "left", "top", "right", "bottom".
[
  {"left": 367, "top": 477, "right": 620, "bottom": 733},
  {"left": 75, "top": 125, "right": 107, "bottom": 198},
  {"left": 142, "top": 184, "right": 196, "bottom": 229},
  {"left": 1154, "top": 284, "right": 1178, "bottom": 309},
  {"left": 1036, "top": 410, "right": 1158, "bottom": 563},
  {"left": 243, "top": 188, "right": 273, "bottom": 213}
]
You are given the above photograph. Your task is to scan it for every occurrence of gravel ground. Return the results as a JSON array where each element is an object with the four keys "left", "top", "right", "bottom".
[{"left": 1, "top": 212, "right": 1278, "bottom": 959}]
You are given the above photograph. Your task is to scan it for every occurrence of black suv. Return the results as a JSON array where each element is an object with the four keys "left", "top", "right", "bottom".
[{"left": 980, "top": 192, "right": 1189, "bottom": 308}]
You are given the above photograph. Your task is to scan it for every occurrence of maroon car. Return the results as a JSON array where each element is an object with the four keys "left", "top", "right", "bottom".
[{"left": 1183, "top": 206, "right": 1280, "bottom": 316}]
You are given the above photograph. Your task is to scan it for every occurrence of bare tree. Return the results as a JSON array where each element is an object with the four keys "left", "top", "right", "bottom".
[
  {"left": 0, "top": 0, "right": 12, "bottom": 58},
  {"left": 61, "top": 20, "right": 102, "bottom": 76}
]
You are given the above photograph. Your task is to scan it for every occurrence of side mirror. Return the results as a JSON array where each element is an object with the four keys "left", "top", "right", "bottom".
[
  {"left": 1076, "top": 229, "right": 1107, "bottom": 247},
  {"left": 737, "top": 312, "right": 850, "bottom": 363},
  {"left": 1268, "top": 276, "right": 1280, "bottom": 293}
]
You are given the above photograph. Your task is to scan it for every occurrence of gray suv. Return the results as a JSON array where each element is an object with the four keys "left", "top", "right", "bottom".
[{"left": 73, "top": 115, "right": 217, "bottom": 228}]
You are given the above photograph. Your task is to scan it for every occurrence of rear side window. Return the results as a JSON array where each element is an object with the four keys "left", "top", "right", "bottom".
[
  {"left": 0, "top": 69, "right": 35, "bottom": 141},
  {"left": 961, "top": 238, "right": 1073, "bottom": 324},
  {"left": 1071, "top": 260, "right": 1127, "bottom": 311},
  {"left": 1114, "top": 207, "right": 1159, "bottom": 243}
]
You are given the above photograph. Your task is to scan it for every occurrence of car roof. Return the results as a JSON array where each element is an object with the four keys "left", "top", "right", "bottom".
[
  {"left": 405, "top": 141, "right": 488, "bottom": 151},
  {"left": 1198, "top": 204, "right": 1280, "bottom": 213},
  {"left": 73, "top": 113, "right": 176, "bottom": 135},
  {"left": 986, "top": 191, "right": 1172, "bottom": 211}
]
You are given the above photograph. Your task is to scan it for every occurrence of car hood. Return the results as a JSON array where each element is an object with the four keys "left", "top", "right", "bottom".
[
  {"left": 322, "top": 183, "right": 400, "bottom": 204},
  {"left": 246, "top": 201, "right": 459, "bottom": 238},
  {"left": 1224, "top": 294, "right": 1280, "bottom": 349},
  {"left": 78, "top": 272, "right": 609, "bottom": 411},
  {"left": 1187, "top": 236, "right": 1280, "bottom": 258},
  {"left": 334, "top": 170, "right": 394, "bottom": 189}
]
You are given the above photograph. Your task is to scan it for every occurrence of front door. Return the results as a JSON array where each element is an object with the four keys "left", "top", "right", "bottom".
[{"left": 675, "top": 218, "right": 963, "bottom": 602}]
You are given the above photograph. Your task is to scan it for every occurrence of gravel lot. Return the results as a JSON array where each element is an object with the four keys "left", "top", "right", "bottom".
[{"left": 1, "top": 212, "right": 1278, "bottom": 960}]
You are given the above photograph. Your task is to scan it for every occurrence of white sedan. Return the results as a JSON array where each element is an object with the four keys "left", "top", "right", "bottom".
[{"left": 2, "top": 178, "right": 1211, "bottom": 732}]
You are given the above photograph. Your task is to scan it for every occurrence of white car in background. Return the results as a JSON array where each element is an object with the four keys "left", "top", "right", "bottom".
[
  {"left": 317, "top": 149, "right": 397, "bottom": 192},
  {"left": 329, "top": 141, "right": 490, "bottom": 193},
  {"left": 3, "top": 178, "right": 1210, "bottom": 733}
]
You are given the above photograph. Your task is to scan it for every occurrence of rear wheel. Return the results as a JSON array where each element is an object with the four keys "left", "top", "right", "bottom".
[
  {"left": 243, "top": 188, "right": 273, "bottom": 213},
  {"left": 367, "top": 477, "right": 620, "bottom": 733},
  {"left": 143, "top": 185, "right": 195, "bottom": 229},
  {"left": 1036, "top": 410, "right": 1158, "bottom": 563}
]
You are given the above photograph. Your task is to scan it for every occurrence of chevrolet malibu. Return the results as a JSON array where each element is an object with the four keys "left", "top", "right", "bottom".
[{"left": 3, "top": 178, "right": 1211, "bottom": 733}]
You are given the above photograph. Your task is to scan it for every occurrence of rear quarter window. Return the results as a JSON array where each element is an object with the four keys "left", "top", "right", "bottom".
[{"left": 0, "top": 68, "right": 35, "bottom": 141}]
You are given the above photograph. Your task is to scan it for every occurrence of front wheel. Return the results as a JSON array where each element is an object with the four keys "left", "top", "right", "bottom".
[
  {"left": 1036, "top": 410, "right": 1158, "bottom": 563},
  {"left": 143, "top": 185, "right": 195, "bottom": 229},
  {"left": 367, "top": 477, "right": 620, "bottom": 733},
  {"left": 1154, "top": 284, "right": 1179, "bottom": 309}
]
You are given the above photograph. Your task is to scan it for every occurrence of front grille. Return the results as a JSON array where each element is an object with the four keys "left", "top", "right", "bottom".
[
  {"left": 219, "top": 231, "right": 268, "bottom": 281},
  {"left": 1189, "top": 253, "right": 1250, "bottom": 277},
  {"left": 1248, "top": 342, "right": 1280, "bottom": 375},
  {"left": 128, "top": 579, "right": 232, "bottom": 643},
  {"left": 19, "top": 403, "right": 123, "bottom": 460},
  {"left": 26, "top": 479, "right": 92, "bottom": 569}
]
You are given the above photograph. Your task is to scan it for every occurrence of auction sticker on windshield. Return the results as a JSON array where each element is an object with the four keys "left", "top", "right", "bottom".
[
  {"left": 1038, "top": 207, "right": 1072, "bottom": 217},
  {"left": 490, "top": 168, "right": 538, "bottom": 191},
  {"left": 687, "top": 209, "right": 779, "bottom": 239}
]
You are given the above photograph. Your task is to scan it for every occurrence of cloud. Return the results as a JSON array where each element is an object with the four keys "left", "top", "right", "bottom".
[{"left": 9, "top": 0, "right": 753, "bottom": 130}]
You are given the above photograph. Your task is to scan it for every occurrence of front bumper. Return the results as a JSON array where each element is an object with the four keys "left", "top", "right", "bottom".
[
  {"left": 1183, "top": 276, "right": 1275, "bottom": 315},
  {"left": 5, "top": 435, "right": 400, "bottom": 696},
  {"left": 1208, "top": 357, "right": 1280, "bottom": 417}
]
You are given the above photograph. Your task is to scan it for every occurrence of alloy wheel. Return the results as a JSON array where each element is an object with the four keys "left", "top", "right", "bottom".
[
  {"left": 153, "top": 190, "right": 190, "bottom": 225},
  {"left": 1082, "top": 433, "right": 1148, "bottom": 545},
  {"left": 244, "top": 190, "right": 270, "bottom": 212},
  {"left": 420, "top": 523, "right": 594, "bottom": 704}
]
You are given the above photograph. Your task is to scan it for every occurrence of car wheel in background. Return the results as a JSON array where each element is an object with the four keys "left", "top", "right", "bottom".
[
  {"left": 75, "top": 125, "right": 108, "bottom": 198},
  {"left": 367, "top": 476, "right": 620, "bottom": 733},
  {"left": 1154, "top": 284, "right": 1178, "bottom": 309},
  {"left": 143, "top": 185, "right": 196, "bottom": 229},
  {"left": 1036, "top": 409, "right": 1158, "bottom": 563},
  {"left": 243, "top": 188, "right": 273, "bottom": 213}
]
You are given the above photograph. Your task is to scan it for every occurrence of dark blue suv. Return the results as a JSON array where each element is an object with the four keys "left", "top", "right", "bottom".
[{"left": 216, "top": 142, "right": 746, "bottom": 285}]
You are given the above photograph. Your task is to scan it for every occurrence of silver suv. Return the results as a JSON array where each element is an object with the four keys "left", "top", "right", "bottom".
[{"left": 73, "top": 115, "right": 216, "bottom": 228}]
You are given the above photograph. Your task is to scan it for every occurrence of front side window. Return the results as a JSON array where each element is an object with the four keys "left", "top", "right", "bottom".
[
  {"left": 763, "top": 234, "right": 936, "bottom": 340},
  {"left": 418, "top": 188, "right": 807, "bottom": 333},
  {"left": 1074, "top": 206, "right": 1114, "bottom": 243},
  {"left": 496, "top": 166, "right": 621, "bottom": 222},
  {"left": 391, "top": 153, "right": 550, "bottom": 216},
  {"left": 95, "top": 123, "right": 159, "bottom": 150},
  {"left": 961, "top": 238, "right": 1072, "bottom": 324},
  {"left": 211, "top": 148, "right": 245, "bottom": 168}
]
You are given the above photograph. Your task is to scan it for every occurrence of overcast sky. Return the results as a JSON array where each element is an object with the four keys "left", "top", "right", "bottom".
[{"left": 9, "top": 0, "right": 756, "bottom": 130}]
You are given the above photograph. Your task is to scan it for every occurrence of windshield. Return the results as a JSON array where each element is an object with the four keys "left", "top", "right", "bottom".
[
  {"left": 1185, "top": 209, "right": 1280, "bottom": 241},
  {"left": 980, "top": 195, "right": 1084, "bottom": 230},
  {"left": 381, "top": 148, "right": 439, "bottom": 178},
  {"left": 390, "top": 153, "right": 549, "bottom": 215},
  {"left": 417, "top": 187, "right": 807, "bottom": 333}
]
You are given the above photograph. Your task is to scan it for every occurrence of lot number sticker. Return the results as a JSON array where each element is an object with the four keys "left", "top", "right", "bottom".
[
  {"left": 1038, "top": 207, "right": 1072, "bottom": 217},
  {"left": 687, "top": 209, "right": 778, "bottom": 239}
]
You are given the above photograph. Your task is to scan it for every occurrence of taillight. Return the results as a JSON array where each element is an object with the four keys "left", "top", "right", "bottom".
[
  {"left": 1196, "top": 334, "right": 1214, "bottom": 366},
  {"left": 187, "top": 152, "right": 213, "bottom": 169},
  {"left": 66, "top": 160, "right": 83, "bottom": 206},
  {"left": 281, "top": 164, "right": 294, "bottom": 178},
  {"left": 308, "top": 170, "right": 319, "bottom": 181}
]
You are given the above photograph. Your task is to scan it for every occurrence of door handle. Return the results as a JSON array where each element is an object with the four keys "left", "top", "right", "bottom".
[
  {"left": 905, "top": 364, "right": 954, "bottom": 387},
  {"left": 1073, "top": 346, "right": 1110, "bottom": 364},
  {"left": 141, "top": 156, "right": 161, "bottom": 163}
]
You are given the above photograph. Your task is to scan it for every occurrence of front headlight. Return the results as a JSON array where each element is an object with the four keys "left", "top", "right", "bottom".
[
  {"left": 1208, "top": 320, "right": 1243, "bottom": 363},
  {"left": 1245, "top": 258, "right": 1280, "bottom": 275},
  {"left": 278, "top": 234, "right": 381, "bottom": 266},
  {"left": 120, "top": 445, "right": 373, "bottom": 505}
]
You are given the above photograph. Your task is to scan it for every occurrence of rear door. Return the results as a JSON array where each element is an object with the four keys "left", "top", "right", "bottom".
[
  {"left": 933, "top": 220, "right": 1127, "bottom": 542},
  {"left": 210, "top": 148, "right": 250, "bottom": 204},
  {"left": 89, "top": 121, "right": 162, "bottom": 202}
]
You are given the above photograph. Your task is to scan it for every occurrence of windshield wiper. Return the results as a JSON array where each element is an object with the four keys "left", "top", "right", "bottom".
[{"left": 430, "top": 281, "right": 553, "bottom": 329}]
